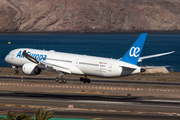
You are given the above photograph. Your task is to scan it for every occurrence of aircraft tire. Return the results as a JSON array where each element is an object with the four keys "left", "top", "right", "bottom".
[
  {"left": 55, "top": 77, "right": 59, "bottom": 82},
  {"left": 63, "top": 80, "right": 66, "bottom": 83},
  {"left": 87, "top": 79, "right": 91, "bottom": 83},
  {"left": 80, "top": 77, "right": 83, "bottom": 82},
  {"left": 83, "top": 79, "right": 87, "bottom": 83},
  {"left": 59, "top": 79, "right": 63, "bottom": 84}
]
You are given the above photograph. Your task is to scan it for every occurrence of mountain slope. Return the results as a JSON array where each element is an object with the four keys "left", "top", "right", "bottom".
[{"left": 0, "top": 0, "right": 180, "bottom": 32}]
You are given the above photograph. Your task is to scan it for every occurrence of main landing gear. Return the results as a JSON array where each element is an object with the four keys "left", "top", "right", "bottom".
[
  {"left": 55, "top": 76, "right": 66, "bottom": 84},
  {"left": 55, "top": 71, "right": 66, "bottom": 84},
  {"left": 80, "top": 76, "right": 91, "bottom": 83}
]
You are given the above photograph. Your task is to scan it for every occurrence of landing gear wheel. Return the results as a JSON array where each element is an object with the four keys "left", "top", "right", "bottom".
[
  {"left": 80, "top": 76, "right": 91, "bottom": 83},
  {"left": 13, "top": 70, "right": 19, "bottom": 74},
  {"left": 55, "top": 77, "right": 59, "bottom": 82},
  {"left": 87, "top": 79, "right": 91, "bottom": 83},
  {"left": 58, "top": 79, "right": 63, "bottom": 84},
  {"left": 80, "top": 77, "right": 83, "bottom": 82},
  {"left": 63, "top": 80, "right": 66, "bottom": 83},
  {"left": 83, "top": 79, "right": 87, "bottom": 83}
]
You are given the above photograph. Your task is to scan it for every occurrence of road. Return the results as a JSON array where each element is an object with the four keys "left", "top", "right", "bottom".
[{"left": 0, "top": 90, "right": 180, "bottom": 120}]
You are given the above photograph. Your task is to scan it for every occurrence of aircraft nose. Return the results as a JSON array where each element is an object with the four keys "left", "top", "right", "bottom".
[{"left": 5, "top": 55, "right": 10, "bottom": 64}]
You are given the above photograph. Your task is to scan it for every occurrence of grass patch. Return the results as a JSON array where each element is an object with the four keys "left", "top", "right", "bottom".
[
  {"left": 156, "top": 78, "right": 171, "bottom": 81},
  {"left": 25, "top": 105, "right": 29, "bottom": 108},
  {"left": 147, "top": 110, "right": 155, "bottom": 112},
  {"left": 0, "top": 104, "right": 5, "bottom": 107},
  {"left": 116, "top": 109, "right": 121, "bottom": 112},
  {"left": 14, "top": 104, "right": 22, "bottom": 107},
  {"left": 131, "top": 110, "right": 135, "bottom": 112}
]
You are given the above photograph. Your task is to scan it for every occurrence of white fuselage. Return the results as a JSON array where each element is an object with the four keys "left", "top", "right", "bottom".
[{"left": 5, "top": 48, "right": 141, "bottom": 77}]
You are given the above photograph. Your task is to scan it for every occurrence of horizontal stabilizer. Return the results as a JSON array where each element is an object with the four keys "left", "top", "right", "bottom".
[
  {"left": 120, "top": 66, "right": 136, "bottom": 70},
  {"left": 142, "top": 66, "right": 171, "bottom": 69},
  {"left": 120, "top": 64, "right": 139, "bottom": 70},
  {"left": 138, "top": 51, "right": 175, "bottom": 62}
]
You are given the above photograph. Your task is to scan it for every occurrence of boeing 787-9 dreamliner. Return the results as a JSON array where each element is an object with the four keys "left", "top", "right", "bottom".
[{"left": 5, "top": 33, "right": 174, "bottom": 83}]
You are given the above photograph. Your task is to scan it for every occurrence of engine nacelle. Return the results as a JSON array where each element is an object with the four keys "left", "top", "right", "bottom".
[{"left": 22, "top": 63, "right": 41, "bottom": 75}]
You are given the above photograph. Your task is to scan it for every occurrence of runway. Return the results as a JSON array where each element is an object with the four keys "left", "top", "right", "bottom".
[
  {"left": 0, "top": 75, "right": 179, "bottom": 97},
  {"left": 0, "top": 75, "right": 180, "bottom": 86},
  {"left": 0, "top": 90, "right": 180, "bottom": 119},
  {"left": 0, "top": 75, "right": 180, "bottom": 119}
]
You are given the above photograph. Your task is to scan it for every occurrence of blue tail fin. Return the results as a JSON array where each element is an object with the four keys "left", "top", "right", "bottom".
[{"left": 120, "top": 33, "right": 148, "bottom": 65}]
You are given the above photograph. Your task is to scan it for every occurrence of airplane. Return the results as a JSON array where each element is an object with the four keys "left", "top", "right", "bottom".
[{"left": 4, "top": 33, "right": 174, "bottom": 83}]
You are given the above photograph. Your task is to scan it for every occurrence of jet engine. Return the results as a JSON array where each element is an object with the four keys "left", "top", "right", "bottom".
[{"left": 22, "top": 62, "right": 41, "bottom": 75}]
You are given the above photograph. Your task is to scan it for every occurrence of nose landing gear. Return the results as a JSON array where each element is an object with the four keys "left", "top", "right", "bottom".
[
  {"left": 12, "top": 66, "right": 19, "bottom": 74},
  {"left": 13, "top": 70, "right": 19, "bottom": 74}
]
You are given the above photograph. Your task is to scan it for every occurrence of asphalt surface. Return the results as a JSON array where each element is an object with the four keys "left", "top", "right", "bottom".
[
  {"left": 0, "top": 90, "right": 180, "bottom": 120},
  {"left": 0, "top": 75, "right": 180, "bottom": 86},
  {"left": 0, "top": 75, "right": 180, "bottom": 119}
]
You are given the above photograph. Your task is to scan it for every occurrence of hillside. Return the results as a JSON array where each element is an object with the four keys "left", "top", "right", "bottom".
[{"left": 0, "top": 0, "right": 180, "bottom": 33}]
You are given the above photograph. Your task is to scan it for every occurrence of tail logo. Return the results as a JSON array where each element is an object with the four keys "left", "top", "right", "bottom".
[{"left": 129, "top": 47, "right": 140, "bottom": 57}]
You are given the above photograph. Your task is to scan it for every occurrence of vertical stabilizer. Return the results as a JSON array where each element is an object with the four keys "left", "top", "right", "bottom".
[{"left": 120, "top": 33, "right": 148, "bottom": 65}]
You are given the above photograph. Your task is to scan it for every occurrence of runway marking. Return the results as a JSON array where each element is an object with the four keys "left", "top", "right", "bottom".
[{"left": 0, "top": 83, "right": 179, "bottom": 92}]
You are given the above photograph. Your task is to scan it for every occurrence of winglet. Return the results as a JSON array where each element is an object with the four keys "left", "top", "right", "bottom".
[{"left": 120, "top": 33, "right": 148, "bottom": 65}]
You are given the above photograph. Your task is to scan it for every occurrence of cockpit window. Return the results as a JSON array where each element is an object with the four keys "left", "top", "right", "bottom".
[{"left": 9, "top": 51, "right": 15, "bottom": 55}]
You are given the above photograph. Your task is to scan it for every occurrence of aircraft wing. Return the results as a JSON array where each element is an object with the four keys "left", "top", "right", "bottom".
[
  {"left": 38, "top": 60, "right": 71, "bottom": 74},
  {"left": 138, "top": 51, "right": 174, "bottom": 62},
  {"left": 22, "top": 50, "right": 71, "bottom": 74}
]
